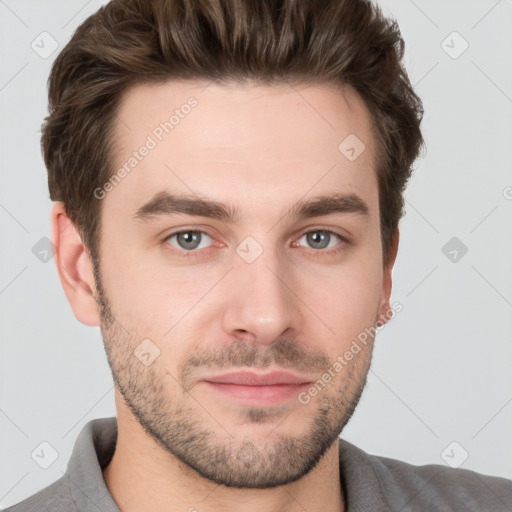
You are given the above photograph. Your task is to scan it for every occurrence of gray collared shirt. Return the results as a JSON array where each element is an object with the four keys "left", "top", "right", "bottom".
[{"left": 3, "top": 417, "right": 512, "bottom": 511}]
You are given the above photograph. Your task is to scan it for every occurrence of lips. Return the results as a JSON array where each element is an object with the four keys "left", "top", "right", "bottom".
[
  {"left": 202, "top": 370, "right": 311, "bottom": 386},
  {"left": 200, "top": 370, "right": 313, "bottom": 407}
]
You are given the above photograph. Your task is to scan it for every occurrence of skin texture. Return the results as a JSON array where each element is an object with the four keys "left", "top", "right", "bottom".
[{"left": 52, "top": 80, "right": 399, "bottom": 512}]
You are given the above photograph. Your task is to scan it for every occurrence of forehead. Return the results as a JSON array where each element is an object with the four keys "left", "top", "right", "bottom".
[{"left": 107, "top": 79, "right": 378, "bottom": 222}]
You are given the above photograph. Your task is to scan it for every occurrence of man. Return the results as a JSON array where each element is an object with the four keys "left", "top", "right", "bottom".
[{"left": 4, "top": 0, "right": 512, "bottom": 511}]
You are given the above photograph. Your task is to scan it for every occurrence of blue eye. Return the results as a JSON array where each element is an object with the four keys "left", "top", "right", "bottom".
[
  {"left": 162, "top": 228, "right": 349, "bottom": 259},
  {"left": 165, "top": 230, "right": 213, "bottom": 251},
  {"left": 296, "top": 230, "right": 343, "bottom": 251}
]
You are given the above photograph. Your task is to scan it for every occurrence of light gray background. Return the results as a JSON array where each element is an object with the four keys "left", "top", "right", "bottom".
[{"left": 1, "top": 0, "right": 511, "bottom": 508}]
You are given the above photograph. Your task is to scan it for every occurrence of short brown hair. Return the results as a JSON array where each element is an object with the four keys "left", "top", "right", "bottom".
[{"left": 43, "top": 0, "right": 423, "bottom": 269}]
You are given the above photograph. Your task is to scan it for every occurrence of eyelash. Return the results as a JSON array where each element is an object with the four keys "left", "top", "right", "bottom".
[{"left": 161, "top": 229, "right": 350, "bottom": 259}]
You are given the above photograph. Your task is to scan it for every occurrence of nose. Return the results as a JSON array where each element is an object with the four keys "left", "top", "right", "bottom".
[{"left": 221, "top": 245, "right": 304, "bottom": 345}]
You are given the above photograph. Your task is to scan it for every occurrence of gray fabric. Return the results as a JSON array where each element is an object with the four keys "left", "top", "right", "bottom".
[{"left": 3, "top": 417, "right": 512, "bottom": 511}]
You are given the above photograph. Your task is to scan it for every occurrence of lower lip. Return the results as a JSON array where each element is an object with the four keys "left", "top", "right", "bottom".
[{"left": 201, "top": 381, "right": 311, "bottom": 407}]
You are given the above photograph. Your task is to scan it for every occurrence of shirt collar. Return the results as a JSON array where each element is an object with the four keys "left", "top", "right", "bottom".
[
  {"left": 65, "top": 416, "right": 120, "bottom": 511},
  {"left": 66, "top": 417, "right": 390, "bottom": 512}
]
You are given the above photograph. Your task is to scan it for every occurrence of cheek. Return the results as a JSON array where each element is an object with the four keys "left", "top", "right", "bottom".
[
  {"left": 100, "top": 243, "right": 215, "bottom": 346},
  {"left": 307, "top": 256, "right": 383, "bottom": 344},
  {"left": 98, "top": 243, "right": 167, "bottom": 332}
]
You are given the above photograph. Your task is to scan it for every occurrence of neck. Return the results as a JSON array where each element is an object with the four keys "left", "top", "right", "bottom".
[{"left": 103, "top": 407, "right": 345, "bottom": 512}]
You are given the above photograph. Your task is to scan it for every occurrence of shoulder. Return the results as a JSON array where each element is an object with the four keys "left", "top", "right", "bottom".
[
  {"left": 1, "top": 475, "right": 76, "bottom": 512},
  {"left": 2, "top": 417, "right": 118, "bottom": 512},
  {"left": 339, "top": 439, "right": 512, "bottom": 511},
  {"left": 376, "top": 453, "right": 511, "bottom": 509}
]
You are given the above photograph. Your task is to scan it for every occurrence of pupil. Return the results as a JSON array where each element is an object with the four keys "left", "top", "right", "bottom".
[
  {"left": 309, "top": 231, "right": 328, "bottom": 249},
  {"left": 180, "top": 231, "right": 199, "bottom": 249}
]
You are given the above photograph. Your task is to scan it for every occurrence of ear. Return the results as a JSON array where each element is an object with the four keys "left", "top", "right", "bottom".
[
  {"left": 377, "top": 228, "right": 400, "bottom": 327},
  {"left": 51, "top": 202, "right": 101, "bottom": 326}
]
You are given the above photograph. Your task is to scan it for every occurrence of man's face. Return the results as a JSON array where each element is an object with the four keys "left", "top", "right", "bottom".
[{"left": 95, "top": 80, "right": 390, "bottom": 488}]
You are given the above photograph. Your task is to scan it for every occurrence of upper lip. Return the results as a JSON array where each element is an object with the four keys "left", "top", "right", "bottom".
[{"left": 202, "top": 370, "right": 312, "bottom": 386}]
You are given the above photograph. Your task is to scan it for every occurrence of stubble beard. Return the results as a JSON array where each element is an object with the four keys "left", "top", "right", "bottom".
[{"left": 95, "top": 279, "right": 373, "bottom": 488}]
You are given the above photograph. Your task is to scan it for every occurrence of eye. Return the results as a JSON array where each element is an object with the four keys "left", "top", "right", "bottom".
[
  {"left": 162, "top": 228, "right": 349, "bottom": 258},
  {"left": 165, "top": 230, "right": 213, "bottom": 252},
  {"left": 295, "top": 230, "right": 344, "bottom": 251}
]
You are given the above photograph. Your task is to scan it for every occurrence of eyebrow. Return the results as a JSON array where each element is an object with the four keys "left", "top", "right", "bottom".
[{"left": 132, "top": 191, "right": 369, "bottom": 223}]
